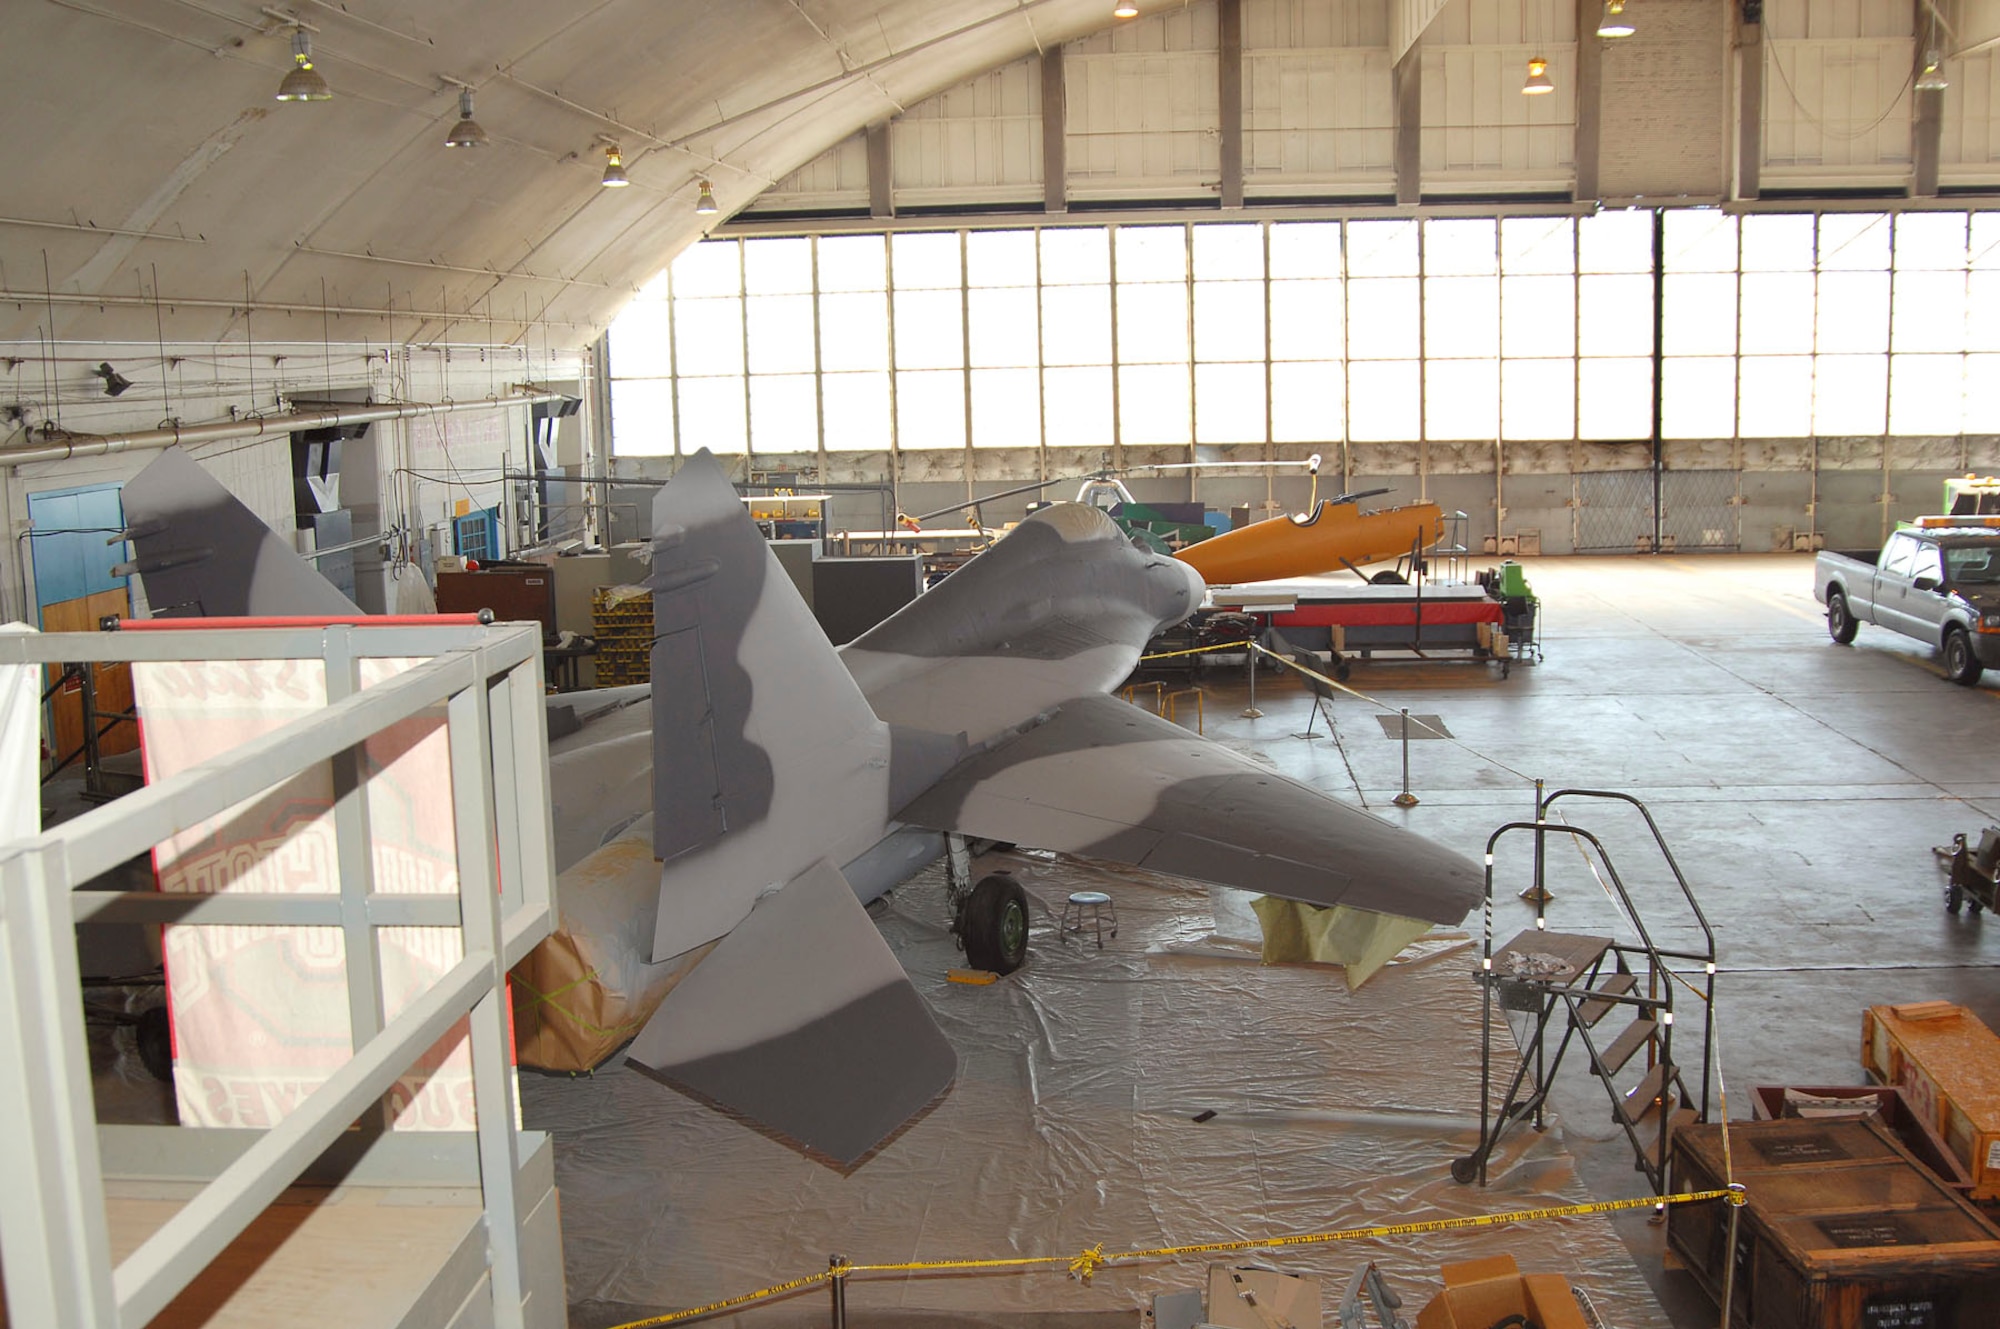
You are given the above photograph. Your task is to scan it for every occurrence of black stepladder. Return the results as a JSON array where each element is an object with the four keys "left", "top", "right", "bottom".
[{"left": 1453, "top": 789, "right": 1718, "bottom": 1197}]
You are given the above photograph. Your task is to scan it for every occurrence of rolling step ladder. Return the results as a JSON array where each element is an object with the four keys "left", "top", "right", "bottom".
[{"left": 1452, "top": 789, "right": 1718, "bottom": 1197}]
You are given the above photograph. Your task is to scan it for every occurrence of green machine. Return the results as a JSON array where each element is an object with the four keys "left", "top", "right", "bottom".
[
  {"left": 1111, "top": 501, "right": 1216, "bottom": 554},
  {"left": 1479, "top": 559, "right": 1542, "bottom": 665}
]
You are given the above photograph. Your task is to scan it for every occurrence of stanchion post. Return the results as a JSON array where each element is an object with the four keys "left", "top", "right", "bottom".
[
  {"left": 1392, "top": 707, "right": 1418, "bottom": 807},
  {"left": 1717, "top": 1187, "right": 1747, "bottom": 1325},
  {"left": 1241, "top": 644, "right": 1263, "bottom": 718},
  {"left": 1519, "top": 776, "right": 1553, "bottom": 905},
  {"left": 829, "top": 1255, "right": 847, "bottom": 1329}
]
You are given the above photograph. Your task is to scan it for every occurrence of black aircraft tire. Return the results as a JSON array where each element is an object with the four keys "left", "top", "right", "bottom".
[
  {"left": 1826, "top": 590, "right": 1858, "bottom": 644},
  {"left": 962, "top": 874, "right": 1030, "bottom": 975},
  {"left": 1943, "top": 628, "right": 1984, "bottom": 686},
  {"left": 138, "top": 1005, "right": 173, "bottom": 1083},
  {"left": 1948, "top": 882, "right": 1964, "bottom": 915}
]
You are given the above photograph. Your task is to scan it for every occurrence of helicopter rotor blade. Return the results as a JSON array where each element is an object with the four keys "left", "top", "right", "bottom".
[{"left": 910, "top": 476, "right": 1071, "bottom": 525}]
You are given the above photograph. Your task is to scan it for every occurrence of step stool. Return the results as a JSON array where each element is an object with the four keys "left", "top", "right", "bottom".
[{"left": 1060, "top": 890, "right": 1117, "bottom": 948}]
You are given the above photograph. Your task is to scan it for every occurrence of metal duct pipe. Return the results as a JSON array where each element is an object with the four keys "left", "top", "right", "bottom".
[{"left": 0, "top": 394, "right": 562, "bottom": 468}]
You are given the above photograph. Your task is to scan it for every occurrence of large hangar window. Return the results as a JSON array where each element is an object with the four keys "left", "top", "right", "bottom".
[{"left": 607, "top": 210, "right": 2000, "bottom": 459}]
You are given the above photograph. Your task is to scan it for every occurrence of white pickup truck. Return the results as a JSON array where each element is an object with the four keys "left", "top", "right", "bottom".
[{"left": 1815, "top": 522, "right": 2000, "bottom": 685}]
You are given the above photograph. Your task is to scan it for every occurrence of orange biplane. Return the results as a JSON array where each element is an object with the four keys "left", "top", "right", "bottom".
[{"left": 1175, "top": 456, "right": 1442, "bottom": 585}]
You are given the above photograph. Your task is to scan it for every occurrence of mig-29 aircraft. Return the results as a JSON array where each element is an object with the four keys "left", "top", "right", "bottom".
[{"left": 117, "top": 446, "right": 1485, "bottom": 1166}]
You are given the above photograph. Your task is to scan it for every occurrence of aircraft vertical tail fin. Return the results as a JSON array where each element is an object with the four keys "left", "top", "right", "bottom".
[
  {"left": 115, "top": 447, "right": 360, "bottom": 618},
  {"left": 646, "top": 449, "right": 889, "bottom": 905}
]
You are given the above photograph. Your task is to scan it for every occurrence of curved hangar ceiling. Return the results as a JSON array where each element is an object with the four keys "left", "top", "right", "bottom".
[{"left": 0, "top": 0, "right": 1124, "bottom": 348}]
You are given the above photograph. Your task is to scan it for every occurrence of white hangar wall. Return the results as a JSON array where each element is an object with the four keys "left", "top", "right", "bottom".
[
  {"left": 0, "top": 339, "right": 588, "bottom": 626},
  {"left": 609, "top": 207, "right": 2000, "bottom": 558}
]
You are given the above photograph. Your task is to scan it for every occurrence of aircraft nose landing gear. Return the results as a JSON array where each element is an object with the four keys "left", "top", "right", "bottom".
[{"left": 956, "top": 872, "right": 1030, "bottom": 974}]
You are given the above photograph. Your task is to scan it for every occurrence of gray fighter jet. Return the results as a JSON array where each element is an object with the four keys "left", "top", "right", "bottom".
[
  {"left": 115, "top": 445, "right": 1485, "bottom": 1168},
  {"left": 620, "top": 451, "right": 1482, "bottom": 1165}
]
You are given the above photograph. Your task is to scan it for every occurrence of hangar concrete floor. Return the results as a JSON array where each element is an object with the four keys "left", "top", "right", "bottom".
[
  {"left": 1193, "top": 550, "right": 2000, "bottom": 1327},
  {"left": 546, "top": 551, "right": 2000, "bottom": 1329}
]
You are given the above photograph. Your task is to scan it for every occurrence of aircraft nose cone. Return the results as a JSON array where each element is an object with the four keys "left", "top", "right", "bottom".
[{"left": 1146, "top": 555, "right": 1207, "bottom": 630}]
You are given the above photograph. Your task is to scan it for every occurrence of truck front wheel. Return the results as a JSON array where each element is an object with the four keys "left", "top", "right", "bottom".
[
  {"left": 1826, "top": 590, "right": 1859, "bottom": 644},
  {"left": 1943, "top": 628, "right": 1984, "bottom": 686}
]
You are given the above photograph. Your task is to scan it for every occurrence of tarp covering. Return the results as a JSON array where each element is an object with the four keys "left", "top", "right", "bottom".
[
  {"left": 1250, "top": 897, "right": 1433, "bottom": 988},
  {"left": 511, "top": 816, "right": 707, "bottom": 1073},
  {"left": 529, "top": 856, "right": 1672, "bottom": 1329}
]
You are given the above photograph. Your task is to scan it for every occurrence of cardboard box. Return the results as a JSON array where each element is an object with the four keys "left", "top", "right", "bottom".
[
  {"left": 1414, "top": 1255, "right": 1587, "bottom": 1329},
  {"left": 1206, "top": 1264, "right": 1321, "bottom": 1329}
]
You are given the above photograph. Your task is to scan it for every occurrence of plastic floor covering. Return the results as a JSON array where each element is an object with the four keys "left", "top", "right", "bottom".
[{"left": 531, "top": 854, "right": 1676, "bottom": 1329}]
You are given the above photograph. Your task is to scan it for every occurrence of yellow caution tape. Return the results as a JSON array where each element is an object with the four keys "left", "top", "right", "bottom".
[
  {"left": 604, "top": 1269, "right": 832, "bottom": 1328},
  {"left": 600, "top": 1188, "right": 1738, "bottom": 1327}
]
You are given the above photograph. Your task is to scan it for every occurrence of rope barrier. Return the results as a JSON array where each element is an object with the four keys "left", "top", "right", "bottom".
[
  {"left": 1147, "top": 637, "right": 1540, "bottom": 785},
  {"left": 600, "top": 1188, "right": 1740, "bottom": 1327}
]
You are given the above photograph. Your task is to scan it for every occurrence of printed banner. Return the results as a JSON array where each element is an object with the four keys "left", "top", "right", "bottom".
[
  {"left": 133, "top": 655, "right": 480, "bottom": 1130},
  {"left": 0, "top": 624, "right": 38, "bottom": 844}
]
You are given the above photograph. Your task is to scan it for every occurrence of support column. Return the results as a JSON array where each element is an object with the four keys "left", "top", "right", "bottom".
[
  {"left": 1736, "top": 3, "right": 1763, "bottom": 201},
  {"left": 1912, "top": 0, "right": 1943, "bottom": 197},
  {"left": 1574, "top": 0, "right": 1603, "bottom": 202},
  {"left": 1393, "top": 46, "right": 1422, "bottom": 206},
  {"left": 1042, "top": 47, "right": 1068, "bottom": 213},
  {"left": 1218, "top": 0, "right": 1244, "bottom": 208},
  {"left": 866, "top": 122, "right": 894, "bottom": 220}
]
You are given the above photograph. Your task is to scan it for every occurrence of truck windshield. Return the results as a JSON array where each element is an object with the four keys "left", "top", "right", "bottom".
[{"left": 1945, "top": 545, "right": 2000, "bottom": 585}]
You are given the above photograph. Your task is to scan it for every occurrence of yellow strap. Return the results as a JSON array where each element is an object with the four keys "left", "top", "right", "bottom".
[{"left": 509, "top": 972, "right": 649, "bottom": 1040}]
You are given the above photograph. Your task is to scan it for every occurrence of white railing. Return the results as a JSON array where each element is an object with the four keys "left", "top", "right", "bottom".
[{"left": 0, "top": 621, "right": 557, "bottom": 1329}]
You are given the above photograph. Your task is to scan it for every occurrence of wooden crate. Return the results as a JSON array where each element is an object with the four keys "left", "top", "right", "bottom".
[
  {"left": 1751, "top": 1085, "right": 1975, "bottom": 1196},
  {"left": 1863, "top": 1002, "right": 2000, "bottom": 1201},
  {"left": 1667, "top": 1116, "right": 2000, "bottom": 1329}
]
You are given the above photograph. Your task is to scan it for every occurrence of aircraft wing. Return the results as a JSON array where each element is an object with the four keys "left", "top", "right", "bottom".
[
  {"left": 895, "top": 693, "right": 1484, "bottom": 927},
  {"left": 625, "top": 858, "right": 957, "bottom": 1166}
]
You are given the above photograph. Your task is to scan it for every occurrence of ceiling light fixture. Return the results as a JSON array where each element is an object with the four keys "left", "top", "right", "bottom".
[
  {"left": 1113, "top": 1, "right": 1139, "bottom": 18},
  {"left": 1596, "top": 1, "right": 1635, "bottom": 38},
  {"left": 601, "top": 144, "right": 630, "bottom": 187},
  {"left": 695, "top": 179, "right": 718, "bottom": 215},
  {"left": 444, "top": 88, "right": 488, "bottom": 148},
  {"left": 94, "top": 363, "right": 133, "bottom": 397},
  {"left": 1917, "top": 50, "right": 1948, "bottom": 93},
  {"left": 275, "top": 28, "right": 331, "bottom": 102},
  {"left": 1522, "top": 56, "right": 1554, "bottom": 96}
]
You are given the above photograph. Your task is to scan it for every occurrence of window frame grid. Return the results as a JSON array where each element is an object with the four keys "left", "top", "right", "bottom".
[{"left": 611, "top": 209, "right": 2000, "bottom": 464}]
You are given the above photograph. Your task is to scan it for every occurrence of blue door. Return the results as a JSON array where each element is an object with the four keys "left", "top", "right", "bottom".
[{"left": 27, "top": 483, "right": 128, "bottom": 623}]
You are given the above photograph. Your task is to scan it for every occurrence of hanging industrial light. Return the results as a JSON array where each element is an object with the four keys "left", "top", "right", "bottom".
[
  {"left": 444, "top": 88, "right": 488, "bottom": 148},
  {"left": 275, "top": 28, "right": 332, "bottom": 102},
  {"left": 1113, "top": 1, "right": 1139, "bottom": 18},
  {"left": 1596, "top": 1, "right": 1635, "bottom": 38},
  {"left": 1917, "top": 49, "right": 1949, "bottom": 92},
  {"left": 694, "top": 179, "right": 719, "bottom": 215},
  {"left": 601, "top": 144, "right": 630, "bottom": 187},
  {"left": 1522, "top": 56, "right": 1554, "bottom": 96},
  {"left": 94, "top": 363, "right": 133, "bottom": 397}
]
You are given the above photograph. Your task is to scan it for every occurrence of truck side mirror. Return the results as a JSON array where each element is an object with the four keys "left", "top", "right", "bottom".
[{"left": 1913, "top": 574, "right": 1942, "bottom": 592}]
